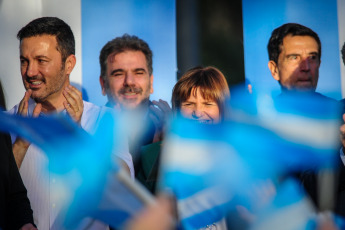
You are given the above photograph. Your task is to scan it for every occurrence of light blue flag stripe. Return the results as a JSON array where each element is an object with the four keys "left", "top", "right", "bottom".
[
  {"left": 160, "top": 90, "right": 341, "bottom": 229},
  {"left": 0, "top": 111, "right": 147, "bottom": 229}
]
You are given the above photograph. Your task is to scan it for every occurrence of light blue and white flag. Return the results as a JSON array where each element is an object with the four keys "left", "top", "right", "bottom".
[
  {"left": 250, "top": 179, "right": 317, "bottom": 230},
  {"left": 159, "top": 89, "right": 342, "bottom": 229},
  {"left": 0, "top": 111, "right": 153, "bottom": 229}
]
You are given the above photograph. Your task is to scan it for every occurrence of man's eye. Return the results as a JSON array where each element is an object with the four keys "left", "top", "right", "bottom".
[
  {"left": 20, "top": 59, "right": 27, "bottom": 65},
  {"left": 136, "top": 71, "right": 144, "bottom": 75},
  {"left": 309, "top": 55, "right": 318, "bottom": 60},
  {"left": 38, "top": 59, "right": 47, "bottom": 63},
  {"left": 288, "top": 55, "right": 298, "bottom": 60}
]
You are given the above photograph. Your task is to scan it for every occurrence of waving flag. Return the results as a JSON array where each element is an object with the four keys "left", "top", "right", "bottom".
[
  {"left": 159, "top": 89, "right": 342, "bottom": 229},
  {"left": 0, "top": 111, "right": 153, "bottom": 229},
  {"left": 251, "top": 179, "right": 317, "bottom": 230}
]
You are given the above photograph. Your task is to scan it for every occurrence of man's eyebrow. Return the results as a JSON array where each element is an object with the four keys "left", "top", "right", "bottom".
[
  {"left": 110, "top": 69, "right": 124, "bottom": 75},
  {"left": 20, "top": 55, "right": 50, "bottom": 60},
  {"left": 35, "top": 55, "right": 50, "bottom": 59},
  {"left": 309, "top": 51, "right": 319, "bottom": 56},
  {"left": 286, "top": 53, "right": 299, "bottom": 57},
  {"left": 134, "top": 68, "right": 147, "bottom": 72},
  {"left": 33, "top": 55, "right": 51, "bottom": 61}
]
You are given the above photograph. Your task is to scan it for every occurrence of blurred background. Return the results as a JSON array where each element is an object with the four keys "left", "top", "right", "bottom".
[{"left": 0, "top": 0, "right": 344, "bottom": 109}]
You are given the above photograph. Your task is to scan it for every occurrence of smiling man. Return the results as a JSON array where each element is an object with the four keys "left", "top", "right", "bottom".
[
  {"left": 100, "top": 46, "right": 153, "bottom": 110},
  {"left": 8, "top": 17, "right": 134, "bottom": 229},
  {"left": 99, "top": 35, "right": 171, "bottom": 186}
]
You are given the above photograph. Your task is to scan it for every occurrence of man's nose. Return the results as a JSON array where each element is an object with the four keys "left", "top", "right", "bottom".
[
  {"left": 300, "top": 58, "right": 310, "bottom": 71},
  {"left": 26, "top": 62, "right": 38, "bottom": 77},
  {"left": 123, "top": 72, "right": 135, "bottom": 86}
]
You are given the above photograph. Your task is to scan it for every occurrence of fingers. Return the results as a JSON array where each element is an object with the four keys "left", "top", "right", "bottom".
[
  {"left": 149, "top": 99, "right": 172, "bottom": 126},
  {"left": 18, "top": 89, "right": 32, "bottom": 116},
  {"left": 32, "top": 103, "right": 42, "bottom": 117},
  {"left": 14, "top": 90, "right": 39, "bottom": 159},
  {"left": 149, "top": 100, "right": 171, "bottom": 143},
  {"left": 151, "top": 99, "right": 171, "bottom": 113},
  {"left": 63, "top": 85, "right": 83, "bottom": 112},
  {"left": 63, "top": 85, "right": 84, "bottom": 123}
]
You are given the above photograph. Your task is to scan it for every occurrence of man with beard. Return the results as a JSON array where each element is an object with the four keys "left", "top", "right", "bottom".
[
  {"left": 99, "top": 34, "right": 171, "bottom": 193},
  {"left": 9, "top": 17, "right": 134, "bottom": 229},
  {"left": 267, "top": 22, "right": 345, "bottom": 217}
]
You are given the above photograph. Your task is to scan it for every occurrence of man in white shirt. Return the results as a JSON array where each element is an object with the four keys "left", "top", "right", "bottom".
[{"left": 9, "top": 16, "right": 134, "bottom": 229}]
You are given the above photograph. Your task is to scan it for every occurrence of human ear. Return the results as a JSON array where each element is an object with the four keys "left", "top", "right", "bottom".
[
  {"left": 64, "top": 55, "right": 76, "bottom": 75},
  {"left": 99, "top": 76, "right": 107, "bottom": 96},
  {"left": 268, "top": 60, "right": 280, "bottom": 81}
]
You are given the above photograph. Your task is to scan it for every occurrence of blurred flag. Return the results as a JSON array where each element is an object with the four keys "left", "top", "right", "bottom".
[
  {"left": 159, "top": 90, "right": 341, "bottom": 229},
  {"left": 0, "top": 111, "right": 153, "bottom": 229},
  {"left": 228, "top": 89, "right": 342, "bottom": 170},
  {"left": 160, "top": 118, "right": 253, "bottom": 229},
  {"left": 250, "top": 179, "right": 317, "bottom": 230}
]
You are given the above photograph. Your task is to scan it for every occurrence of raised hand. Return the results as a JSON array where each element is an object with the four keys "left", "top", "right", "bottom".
[
  {"left": 63, "top": 85, "right": 84, "bottom": 123},
  {"left": 17, "top": 89, "right": 41, "bottom": 116},
  {"left": 149, "top": 99, "right": 171, "bottom": 143},
  {"left": 13, "top": 90, "right": 41, "bottom": 168}
]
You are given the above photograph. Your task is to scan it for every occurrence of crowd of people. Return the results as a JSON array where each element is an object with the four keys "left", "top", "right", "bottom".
[{"left": 1, "top": 16, "right": 345, "bottom": 230}]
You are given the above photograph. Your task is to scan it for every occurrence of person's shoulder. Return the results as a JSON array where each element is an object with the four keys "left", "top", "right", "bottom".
[
  {"left": 82, "top": 101, "right": 108, "bottom": 117},
  {"left": 83, "top": 100, "right": 100, "bottom": 110},
  {"left": 83, "top": 101, "right": 116, "bottom": 114},
  {"left": 81, "top": 101, "right": 118, "bottom": 132},
  {"left": 7, "top": 102, "right": 20, "bottom": 114}
]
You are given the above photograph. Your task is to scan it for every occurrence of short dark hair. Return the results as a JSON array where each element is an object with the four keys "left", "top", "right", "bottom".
[
  {"left": 267, "top": 23, "right": 321, "bottom": 64},
  {"left": 99, "top": 34, "right": 153, "bottom": 80},
  {"left": 341, "top": 42, "right": 345, "bottom": 65},
  {"left": 17, "top": 17, "right": 75, "bottom": 62}
]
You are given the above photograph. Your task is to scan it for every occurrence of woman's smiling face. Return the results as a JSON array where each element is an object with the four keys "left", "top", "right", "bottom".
[{"left": 180, "top": 87, "right": 220, "bottom": 124}]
